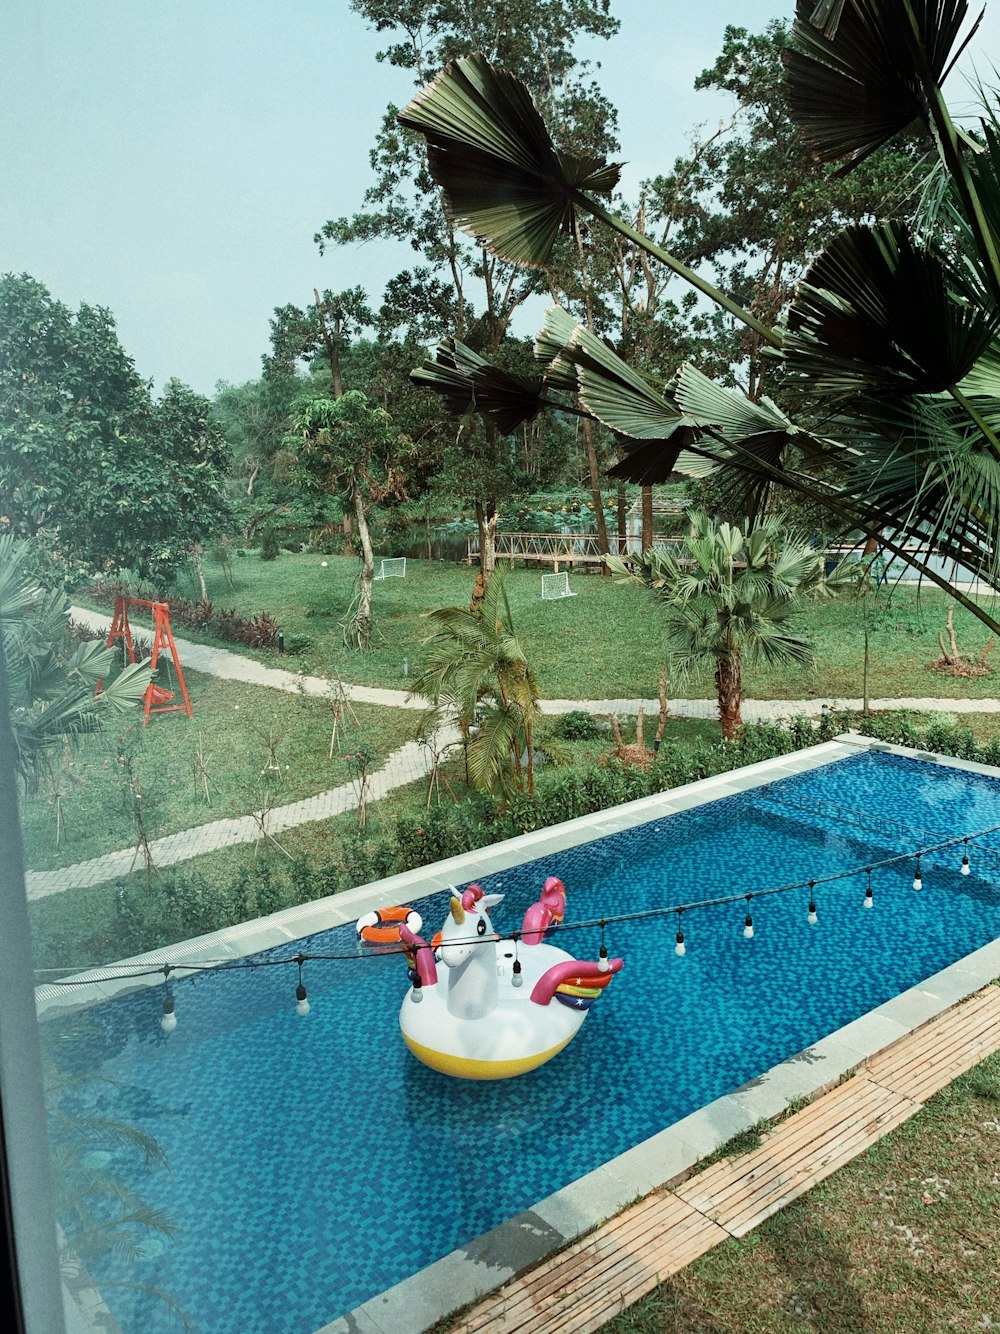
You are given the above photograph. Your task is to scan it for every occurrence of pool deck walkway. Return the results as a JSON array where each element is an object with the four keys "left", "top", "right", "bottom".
[{"left": 439, "top": 985, "right": 1000, "bottom": 1334}]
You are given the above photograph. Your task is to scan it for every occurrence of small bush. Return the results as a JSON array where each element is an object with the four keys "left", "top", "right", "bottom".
[{"left": 553, "top": 710, "right": 604, "bottom": 740}]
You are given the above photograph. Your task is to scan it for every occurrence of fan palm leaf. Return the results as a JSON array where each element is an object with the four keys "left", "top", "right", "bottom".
[
  {"left": 397, "top": 52, "right": 622, "bottom": 269},
  {"left": 784, "top": 222, "right": 998, "bottom": 397},
  {"left": 785, "top": 0, "right": 978, "bottom": 171},
  {"left": 410, "top": 337, "right": 550, "bottom": 433}
]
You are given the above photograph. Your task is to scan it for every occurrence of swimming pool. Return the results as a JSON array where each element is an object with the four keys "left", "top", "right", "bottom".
[{"left": 42, "top": 741, "right": 1000, "bottom": 1334}]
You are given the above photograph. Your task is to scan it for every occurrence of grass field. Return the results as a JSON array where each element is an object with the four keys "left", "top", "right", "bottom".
[
  {"left": 18, "top": 667, "right": 418, "bottom": 871},
  {"left": 598, "top": 1043, "right": 1000, "bottom": 1334},
  {"left": 82, "top": 551, "right": 1000, "bottom": 703}
]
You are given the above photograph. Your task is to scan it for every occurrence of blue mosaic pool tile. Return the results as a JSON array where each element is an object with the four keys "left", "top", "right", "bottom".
[{"left": 44, "top": 749, "right": 1000, "bottom": 1333}]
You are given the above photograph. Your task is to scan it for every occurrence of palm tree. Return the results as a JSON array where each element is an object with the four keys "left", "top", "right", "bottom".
[
  {"left": 608, "top": 513, "right": 841, "bottom": 738},
  {"left": 396, "top": 4, "right": 1000, "bottom": 635},
  {"left": 410, "top": 570, "right": 541, "bottom": 794},
  {"left": 0, "top": 536, "right": 150, "bottom": 783}
]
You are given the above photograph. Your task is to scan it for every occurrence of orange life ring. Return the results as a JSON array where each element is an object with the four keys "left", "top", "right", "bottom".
[{"left": 356, "top": 905, "right": 422, "bottom": 945}]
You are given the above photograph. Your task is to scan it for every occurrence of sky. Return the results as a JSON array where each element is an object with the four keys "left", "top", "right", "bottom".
[{"left": 5, "top": 0, "right": 1000, "bottom": 397}]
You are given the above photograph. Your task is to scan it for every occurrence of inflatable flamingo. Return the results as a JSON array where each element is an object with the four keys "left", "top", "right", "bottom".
[
  {"left": 398, "top": 882, "right": 623, "bottom": 1080},
  {"left": 520, "top": 875, "right": 566, "bottom": 945}
]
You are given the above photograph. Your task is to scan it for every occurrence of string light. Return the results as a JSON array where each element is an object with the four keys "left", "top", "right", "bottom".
[
  {"left": 294, "top": 954, "right": 310, "bottom": 1016},
  {"left": 36, "top": 820, "right": 1000, "bottom": 1031},
  {"left": 160, "top": 965, "right": 176, "bottom": 1033},
  {"left": 598, "top": 919, "right": 610, "bottom": 972},
  {"left": 511, "top": 931, "right": 523, "bottom": 988}
]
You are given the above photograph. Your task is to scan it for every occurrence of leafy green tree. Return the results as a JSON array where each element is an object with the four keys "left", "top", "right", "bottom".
[
  {"left": 410, "top": 569, "right": 541, "bottom": 793},
  {"left": 0, "top": 274, "right": 232, "bottom": 585},
  {"left": 287, "top": 390, "right": 407, "bottom": 648},
  {"left": 322, "top": 0, "right": 622, "bottom": 572},
  {"left": 0, "top": 535, "right": 149, "bottom": 784},
  {"left": 152, "top": 380, "right": 233, "bottom": 599},
  {"left": 607, "top": 513, "right": 838, "bottom": 738},
  {"left": 395, "top": 3, "right": 1000, "bottom": 635}
]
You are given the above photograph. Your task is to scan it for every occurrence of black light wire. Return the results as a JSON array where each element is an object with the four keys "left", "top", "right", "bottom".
[{"left": 33, "top": 819, "right": 1000, "bottom": 988}]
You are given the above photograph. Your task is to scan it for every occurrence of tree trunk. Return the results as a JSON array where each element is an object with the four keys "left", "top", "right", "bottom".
[
  {"left": 641, "top": 485, "right": 654, "bottom": 551},
  {"left": 581, "top": 418, "right": 610, "bottom": 564},
  {"left": 715, "top": 648, "right": 743, "bottom": 739},
  {"left": 617, "top": 482, "right": 627, "bottom": 554},
  {"left": 475, "top": 499, "right": 497, "bottom": 577},
  {"left": 342, "top": 512, "right": 353, "bottom": 557},
  {"left": 353, "top": 486, "right": 375, "bottom": 645},
  {"left": 193, "top": 545, "right": 208, "bottom": 604}
]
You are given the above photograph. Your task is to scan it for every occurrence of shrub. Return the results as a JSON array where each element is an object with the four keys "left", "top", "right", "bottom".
[{"left": 553, "top": 710, "right": 604, "bottom": 740}]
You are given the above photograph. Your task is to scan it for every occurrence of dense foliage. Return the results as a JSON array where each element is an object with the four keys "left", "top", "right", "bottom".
[{"left": 0, "top": 275, "right": 232, "bottom": 584}]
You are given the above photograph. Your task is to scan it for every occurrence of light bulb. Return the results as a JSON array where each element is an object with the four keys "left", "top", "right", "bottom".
[
  {"left": 160, "top": 998, "right": 177, "bottom": 1033},
  {"left": 598, "top": 943, "right": 610, "bottom": 973},
  {"left": 512, "top": 959, "right": 523, "bottom": 988},
  {"left": 913, "top": 873, "right": 923, "bottom": 891},
  {"left": 807, "top": 902, "right": 818, "bottom": 925},
  {"left": 295, "top": 983, "right": 311, "bottom": 1016},
  {"left": 410, "top": 978, "right": 423, "bottom": 1004},
  {"left": 863, "top": 888, "right": 874, "bottom": 909},
  {"left": 743, "top": 914, "right": 754, "bottom": 940},
  {"left": 674, "top": 930, "right": 686, "bottom": 957},
  {"left": 961, "top": 853, "right": 971, "bottom": 876}
]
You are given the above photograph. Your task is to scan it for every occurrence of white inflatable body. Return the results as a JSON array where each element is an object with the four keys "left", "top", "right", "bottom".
[
  {"left": 399, "top": 938, "right": 585, "bottom": 1079},
  {"left": 396, "top": 881, "right": 623, "bottom": 1081}
]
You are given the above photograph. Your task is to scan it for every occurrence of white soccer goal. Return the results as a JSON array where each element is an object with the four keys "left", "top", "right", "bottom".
[
  {"left": 374, "top": 557, "right": 406, "bottom": 580},
  {"left": 541, "top": 571, "right": 576, "bottom": 600}
]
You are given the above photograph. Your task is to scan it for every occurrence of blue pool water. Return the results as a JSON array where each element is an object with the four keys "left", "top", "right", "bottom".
[{"left": 46, "top": 749, "right": 1000, "bottom": 1333}]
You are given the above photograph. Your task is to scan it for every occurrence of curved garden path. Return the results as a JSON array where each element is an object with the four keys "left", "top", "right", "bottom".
[{"left": 29, "top": 607, "right": 997, "bottom": 901}]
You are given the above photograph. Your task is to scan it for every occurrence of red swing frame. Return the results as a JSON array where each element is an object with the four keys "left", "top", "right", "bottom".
[{"left": 104, "top": 594, "right": 194, "bottom": 725}]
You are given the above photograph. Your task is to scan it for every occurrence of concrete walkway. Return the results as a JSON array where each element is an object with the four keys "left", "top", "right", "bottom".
[
  {"left": 70, "top": 605, "right": 1000, "bottom": 720},
  {"left": 34, "top": 605, "right": 996, "bottom": 901}
]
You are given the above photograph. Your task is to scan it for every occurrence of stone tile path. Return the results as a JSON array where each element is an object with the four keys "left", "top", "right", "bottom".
[{"left": 33, "top": 606, "right": 996, "bottom": 901}]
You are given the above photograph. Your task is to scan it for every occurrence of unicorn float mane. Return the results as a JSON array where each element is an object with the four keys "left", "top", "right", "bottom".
[{"left": 438, "top": 883, "right": 503, "bottom": 1021}]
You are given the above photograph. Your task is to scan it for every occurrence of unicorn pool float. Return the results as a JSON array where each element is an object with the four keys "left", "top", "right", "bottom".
[{"left": 359, "top": 877, "right": 623, "bottom": 1080}]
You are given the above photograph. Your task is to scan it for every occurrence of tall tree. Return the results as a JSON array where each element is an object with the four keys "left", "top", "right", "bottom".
[
  {"left": 150, "top": 380, "right": 233, "bottom": 600},
  {"left": 287, "top": 390, "right": 408, "bottom": 648},
  {"left": 321, "top": 0, "right": 621, "bottom": 574}
]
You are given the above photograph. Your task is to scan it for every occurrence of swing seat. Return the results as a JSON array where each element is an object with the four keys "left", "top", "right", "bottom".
[{"left": 147, "top": 684, "right": 175, "bottom": 705}]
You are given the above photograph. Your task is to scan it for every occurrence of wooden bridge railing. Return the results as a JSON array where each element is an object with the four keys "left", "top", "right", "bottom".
[{"left": 466, "top": 532, "right": 687, "bottom": 570}]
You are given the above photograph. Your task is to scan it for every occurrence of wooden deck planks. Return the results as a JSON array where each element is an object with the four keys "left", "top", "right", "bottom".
[
  {"left": 865, "top": 989, "right": 1000, "bottom": 1102},
  {"left": 446, "top": 987, "right": 1000, "bottom": 1334},
  {"left": 451, "top": 1196, "right": 725, "bottom": 1334}
]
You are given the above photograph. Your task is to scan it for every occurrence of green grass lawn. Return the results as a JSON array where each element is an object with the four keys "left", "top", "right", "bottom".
[
  {"left": 18, "top": 667, "right": 419, "bottom": 871},
  {"left": 79, "top": 552, "right": 1000, "bottom": 703},
  {"left": 598, "top": 1042, "right": 1000, "bottom": 1334}
]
